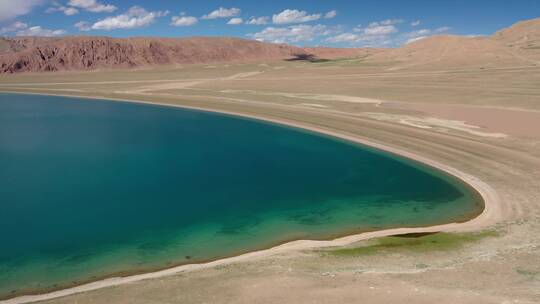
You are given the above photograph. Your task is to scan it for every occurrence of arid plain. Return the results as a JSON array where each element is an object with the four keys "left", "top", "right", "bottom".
[{"left": 1, "top": 18, "right": 540, "bottom": 304}]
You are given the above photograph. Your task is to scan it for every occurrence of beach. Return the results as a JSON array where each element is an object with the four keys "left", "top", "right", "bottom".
[{"left": 0, "top": 62, "right": 539, "bottom": 303}]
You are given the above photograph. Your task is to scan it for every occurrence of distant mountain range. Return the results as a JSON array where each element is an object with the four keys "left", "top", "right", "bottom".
[{"left": 0, "top": 17, "right": 538, "bottom": 73}]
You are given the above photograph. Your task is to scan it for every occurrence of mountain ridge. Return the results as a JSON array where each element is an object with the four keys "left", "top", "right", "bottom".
[{"left": 1, "top": 17, "right": 539, "bottom": 73}]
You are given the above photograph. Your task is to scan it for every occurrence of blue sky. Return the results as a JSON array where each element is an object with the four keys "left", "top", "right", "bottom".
[{"left": 1, "top": 0, "right": 539, "bottom": 47}]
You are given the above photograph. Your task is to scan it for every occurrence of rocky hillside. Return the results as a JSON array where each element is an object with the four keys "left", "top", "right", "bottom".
[
  {"left": 0, "top": 36, "right": 379, "bottom": 73},
  {"left": 0, "top": 37, "right": 306, "bottom": 73}
]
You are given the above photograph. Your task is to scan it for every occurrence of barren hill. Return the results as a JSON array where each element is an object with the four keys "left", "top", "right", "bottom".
[
  {"left": 0, "top": 36, "right": 379, "bottom": 73},
  {"left": 0, "top": 17, "right": 539, "bottom": 73},
  {"left": 493, "top": 18, "right": 540, "bottom": 61},
  {"left": 0, "top": 37, "right": 305, "bottom": 73},
  {"left": 370, "top": 17, "right": 540, "bottom": 70}
]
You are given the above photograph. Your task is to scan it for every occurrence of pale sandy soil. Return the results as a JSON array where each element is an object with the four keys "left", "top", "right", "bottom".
[
  {"left": 1, "top": 60, "right": 539, "bottom": 303},
  {"left": 389, "top": 102, "right": 540, "bottom": 138}
]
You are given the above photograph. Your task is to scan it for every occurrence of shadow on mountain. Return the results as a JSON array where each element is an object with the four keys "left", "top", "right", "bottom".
[{"left": 285, "top": 53, "right": 330, "bottom": 63}]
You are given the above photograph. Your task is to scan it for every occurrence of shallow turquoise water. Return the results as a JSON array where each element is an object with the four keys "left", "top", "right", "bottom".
[{"left": 0, "top": 93, "right": 483, "bottom": 298}]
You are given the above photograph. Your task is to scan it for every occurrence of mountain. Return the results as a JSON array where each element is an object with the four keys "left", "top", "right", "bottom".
[
  {"left": 369, "top": 17, "right": 540, "bottom": 70},
  {"left": 0, "top": 36, "right": 378, "bottom": 73},
  {"left": 494, "top": 18, "right": 540, "bottom": 47},
  {"left": 493, "top": 18, "right": 540, "bottom": 61},
  {"left": 0, "top": 17, "right": 539, "bottom": 73},
  {"left": 0, "top": 37, "right": 303, "bottom": 73}
]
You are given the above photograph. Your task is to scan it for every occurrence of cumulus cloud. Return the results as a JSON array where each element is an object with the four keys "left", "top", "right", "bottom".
[
  {"left": 246, "top": 16, "right": 269, "bottom": 25},
  {"left": 435, "top": 26, "right": 451, "bottom": 33},
  {"left": 170, "top": 13, "right": 198, "bottom": 27},
  {"left": 0, "top": 0, "right": 44, "bottom": 22},
  {"left": 324, "top": 10, "right": 337, "bottom": 19},
  {"left": 465, "top": 34, "right": 486, "bottom": 38},
  {"left": 325, "top": 19, "right": 407, "bottom": 46},
  {"left": 67, "top": 0, "right": 116, "bottom": 13},
  {"left": 0, "top": 21, "right": 29, "bottom": 35},
  {"left": 404, "top": 26, "right": 451, "bottom": 44},
  {"left": 248, "top": 24, "right": 330, "bottom": 44},
  {"left": 16, "top": 25, "right": 66, "bottom": 37},
  {"left": 405, "top": 36, "right": 427, "bottom": 44},
  {"left": 378, "top": 19, "right": 403, "bottom": 26},
  {"left": 411, "top": 20, "right": 420, "bottom": 27},
  {"left": 60, "top": 6, "right": 79, "bottom": 15},
  {"left": 202, "top": 7, "right": 240, "bottom": 19},
  {"left": 91, "top": 6, "right": 167, "bottom": 30},
  {"left": 407, "top": 29, "right": 430, "bottom": 37},
  {"left": 363, "top": 24, "right": 397, "bottom": 35},
  {"left": 357, "top": 20, "right": 401, "bottom": 36},
  {"left": 326, "top": 32, "right": 394, "bottom": 46},
  {"left": 46, "top": 2, "right": 79, "bottom": 15},
  {"left": 227, "top": 17, "right": 243, "bottom": 25},
  {"left": 0, "top": 19, "right": 69, "bottom": 37},
  {"left": 349, "top": 19, "right": 401, "bottom": 38},
  {"left": 272, "top": 9, "right": 321, "bottom": 24},
  {"left": 325, "top": 33, "right": 359, "bottom": 43},
  {"left": 74, "top": 21, "right": 91, "bottom": 31}
]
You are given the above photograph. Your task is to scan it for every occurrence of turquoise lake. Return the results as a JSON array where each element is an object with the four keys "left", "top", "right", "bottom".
[{"left": 0, "top": 93, "right": 483, "bottom": 298}]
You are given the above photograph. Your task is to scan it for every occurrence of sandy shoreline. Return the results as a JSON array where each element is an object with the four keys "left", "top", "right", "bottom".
[{"left": 0, "top": 91, "right": 503, "bottom": 304}]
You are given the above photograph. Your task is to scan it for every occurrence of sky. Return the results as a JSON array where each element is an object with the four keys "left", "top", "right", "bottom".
[{"left": 0, "top": 0, "right": 539, "bottom": 47}]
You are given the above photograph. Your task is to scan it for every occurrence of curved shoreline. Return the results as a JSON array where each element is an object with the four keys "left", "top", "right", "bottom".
[{"left": 0, "top": 91, "right": 502, "bottom": 304}]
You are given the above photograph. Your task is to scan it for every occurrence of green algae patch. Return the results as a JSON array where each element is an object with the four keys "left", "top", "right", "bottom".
[
  {"left": 323, "top": 230, "right": 499, "bottom": 257},
  {"left": 515, "top": 268, "right": 540, "bottom": 281}
]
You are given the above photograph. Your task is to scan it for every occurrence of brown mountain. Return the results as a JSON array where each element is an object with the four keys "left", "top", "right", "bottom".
[
  {"left": 493, "top": 17, "right": 540, "bottom": 61},
  {"left": 0, "top": 36, "right": 379, "bottom": 73},
  {"left": 370, "top": 17, "right": 540, "bottom": 70},
  {"left": 0, "top": 17, "right": 538, "bottom": 73},
  {"left": 0, "top": 37, "right": 304, "bottom": 73}
]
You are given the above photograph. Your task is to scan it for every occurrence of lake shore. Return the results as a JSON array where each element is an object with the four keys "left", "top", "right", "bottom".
[{"left": 0, "top": 91, "right": 502, "bottom": 304}]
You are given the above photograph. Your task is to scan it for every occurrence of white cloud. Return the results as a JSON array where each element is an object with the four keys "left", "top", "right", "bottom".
[
  {"left": 67, "top": 0, "right": 116, "bottom": 13},
  {"left": 322, "top": 18, "right": 451, "bottom": 47},
  {"left": 406, "top": 27, "right": 450, "bottom": 38},
  {"left": 357, "top": 20, "right": 402, "bottom": 36},
  {"left": 324, "top": 10, "right": 337, "bottom": 19},
  {"left": 404, "top": 26, "right": 451, "bottom": 44},
  {"left": 411, "top": 20, "right": 420, "bottom": 27},
  {"left": 378, "top": 19, "right": 403, "bottom": 26},
  {"left": 202, "top": 7, "right": 240, "bottom": 19},
  {"left": 74, "top": 21, "right": 91, "bottom": 31},
  {"left": 325, "top": 33, "right": 358, "bottom": 43},
  {"left": 246, "top": 16, "right": 269, "bottom": 25},
  {"left": 363, "top": 24, "right": 397, "bottom": 35},
  {"left": 91, "top": 6, "right": 167, "bottom": 30},
  {"left": 406, "top": 36, "right": 427, "bottom": 44},
  {"left": 327, "top": 19, "right": 405, "bottom": 46},
  {"left": 0, "top": 0, "right": 44, "bottom": 22},
  {"left": 465, "top": 34, "right": 486, "bottom": 38},
  {"left": 434, "top": 26, "right": 451, "bottom": 33},
  {"left": 408, "top": 29, "right": 431, "bottom": 37},
  {"left": 272, "top": 9, "right": 321, "bottom": 24},
  {"left": 326, "top": 32, "right": 393, "bottom": 46},
  {"left": 0, "top": 21, "right": 28, "bottom": 34},
  {"left": 16, "top": 25, "right": 66, "bottom": 37},
  {"left": 248, "top": 24, "right": 329, "bottom": 44},
  {"left": 170, "top": 15, "right": 198, "bottom": 27},
  {"left": 46, "top": 2, "right": 79, "bottom": 15},
  {"left": 227, "top": 17, "right": 243, "bottom": 25},
  {"left": 62, "top": 6, "right": 79, "bottom": 15}
]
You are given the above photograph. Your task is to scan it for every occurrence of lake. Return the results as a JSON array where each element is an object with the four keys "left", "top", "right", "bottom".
[{"left": 0, "top": 93, "right": 483, "bottom": 298}]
